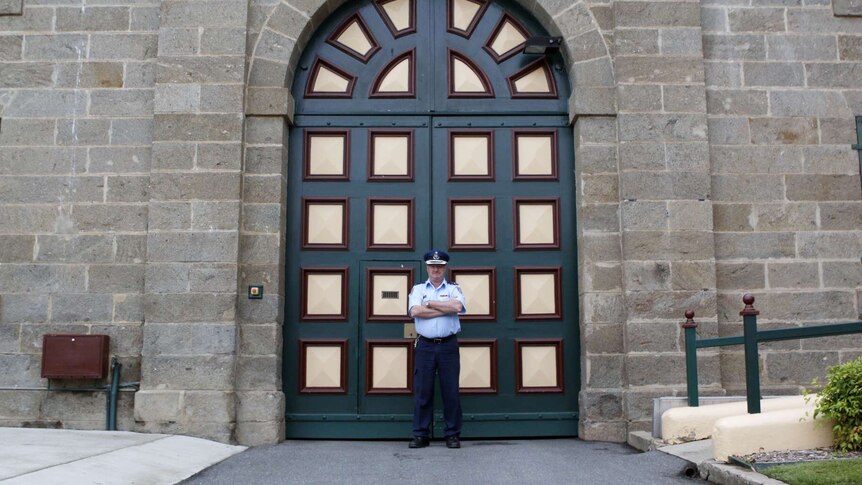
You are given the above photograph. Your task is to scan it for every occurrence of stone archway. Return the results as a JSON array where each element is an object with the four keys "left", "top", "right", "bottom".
[{"left": 236, "top": 0, "right": 617, "bottom": 444}]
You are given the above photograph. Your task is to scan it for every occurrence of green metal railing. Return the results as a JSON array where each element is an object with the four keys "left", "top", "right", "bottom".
[{"left": 682, "top": 293, "right": 862, "bottom": 414}]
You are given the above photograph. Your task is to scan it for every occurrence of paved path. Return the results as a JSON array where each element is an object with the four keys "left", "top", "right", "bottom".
[
  {"left": 0, "top": 428, "right": 245, "bottom": 485},
  {"left": 182, "top": 439, "right": 703, "bottom": 485}
]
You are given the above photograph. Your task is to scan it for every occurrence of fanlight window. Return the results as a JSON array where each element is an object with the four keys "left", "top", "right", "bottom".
[
  {"left": 371, "top": 50, "right": 416, "bottom": 97},
  {"left": 484, "top": 14, "right": 529, "bottom": 62},
  {"left": 303, "top": 0, "right": 561, "bottom": 103},
  {"left": 449, "top": 50, "right": 494, "bottom": 97},
  {"left": 306, "top": 58, "right": 356, "bottom": 97},
  {"left": 375, "top": 0, "right": 416, "bottom": 37},
  {"left": 327, "top": 13, "right": 380, "bottom": 62},
  {"left": 448, "top": 0, "right": 488, "bottom": 37},
  {"left": 508, "top": 60, "right": 557, "bottom": 98}
]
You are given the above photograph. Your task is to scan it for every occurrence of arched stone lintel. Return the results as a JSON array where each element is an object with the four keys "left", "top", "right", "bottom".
[
  {"left": 246, "top": 0, "right": 615, "bottom": 115},
  {"left": 569, "top": 90, "right": 616, "bottom": 123},
  {"left": 246, "top": 87, "right": 296, "bottom": 121}
]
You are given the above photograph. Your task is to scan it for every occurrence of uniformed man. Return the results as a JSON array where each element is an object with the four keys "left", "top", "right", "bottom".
[{"left": 407, "top": 249, "right": 466, "bottom": 449}]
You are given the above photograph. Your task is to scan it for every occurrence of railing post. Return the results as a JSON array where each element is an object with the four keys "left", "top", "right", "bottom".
[
  {"left": 740, "top": 293, "right": 761, "bottom": 414},
  {"left": 682, "top": 310, "right": 699, "bottom": 407}
]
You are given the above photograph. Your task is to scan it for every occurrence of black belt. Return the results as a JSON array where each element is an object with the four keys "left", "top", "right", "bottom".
[{"left": 418, "top": 334, "right": 457, "bottom": 344}]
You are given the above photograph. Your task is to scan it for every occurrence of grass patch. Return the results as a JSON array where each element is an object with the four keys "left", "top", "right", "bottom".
[{"left": 761, "top": 458, "right": 862, "bottom": 485}]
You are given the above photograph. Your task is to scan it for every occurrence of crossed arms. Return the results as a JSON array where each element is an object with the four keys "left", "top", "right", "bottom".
[{"left": 409, "top": 299, "right": 463, "bottom": 319}]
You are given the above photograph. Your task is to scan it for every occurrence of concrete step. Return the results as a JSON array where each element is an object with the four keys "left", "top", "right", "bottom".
[
  {"left": 661, "top": 395, "right": 808, "bottom": 443},
  {"left": 712, "top": 407, "right": 833, "bottom": 462}
]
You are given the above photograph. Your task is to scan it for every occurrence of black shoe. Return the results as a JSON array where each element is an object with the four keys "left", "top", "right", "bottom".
[
  {"left": 446, "top": 436, "right": 460, "bottom": 449},
  {"left": 408, "top": 436, "right": 430, "bottom": 448}
]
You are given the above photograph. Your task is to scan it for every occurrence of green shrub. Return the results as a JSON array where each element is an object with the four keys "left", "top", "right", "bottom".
[{"left": 813, "top": 357, "right": 862, "bottom": 452}]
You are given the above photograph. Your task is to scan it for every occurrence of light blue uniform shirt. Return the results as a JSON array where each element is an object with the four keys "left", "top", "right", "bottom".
[{"left": 408, "top": 279, "right": 467, "bottom": 339}]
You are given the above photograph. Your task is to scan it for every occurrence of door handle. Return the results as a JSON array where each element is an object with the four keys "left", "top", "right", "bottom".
[{"left": 403, "top": 323, "right": 417, "bottom": 339}]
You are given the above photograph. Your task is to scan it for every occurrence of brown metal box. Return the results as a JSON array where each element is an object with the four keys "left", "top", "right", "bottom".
[{"left": 41, "top": 334, "right": 110, "bottom": 379}]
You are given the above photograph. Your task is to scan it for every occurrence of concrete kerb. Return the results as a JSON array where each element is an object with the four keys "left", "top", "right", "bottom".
[
  {"left": 628, "top": 433, "right": 786, "bottom": 485},
  {"left": 698, "top": 460, "right": 787, "bottom": 485}
]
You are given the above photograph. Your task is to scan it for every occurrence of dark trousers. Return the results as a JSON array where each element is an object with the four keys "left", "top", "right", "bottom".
[{"left": 412, "top": 337, "right": 462, "bottom": 438}]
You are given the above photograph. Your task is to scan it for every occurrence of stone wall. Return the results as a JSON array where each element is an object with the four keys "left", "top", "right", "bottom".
[
  {"left": 612, "top": 0, "right": 722, "bottom": 436},
  {"left": 701, "top": 0, "right": 862, "bottom": 396},
  {"left": 0, "top": 0, "right": 157, "bottom": 429},
  {"left": 133, "top": 0, "right": 250, "bottom": 443},
  {"left": 0, "top": 0, "right": 859, "bottom": 445}
]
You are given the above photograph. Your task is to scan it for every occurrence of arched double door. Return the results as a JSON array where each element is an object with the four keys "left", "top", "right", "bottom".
[{"left": 285, "top": 0, "right": 579, "bottom": 438}]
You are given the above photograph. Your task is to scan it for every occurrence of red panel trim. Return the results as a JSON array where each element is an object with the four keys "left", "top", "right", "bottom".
[
  {"left": 304, "top": 57, "right": 357, "bottom": 98},
  {"left": 458, "top": 339, "right": 498, "bottom": 394},
  {"left": 448, "top": 129, "right": 495, "bottom": 181},
  {"left": 507, "top": 58, "right": 558, "bottom": 99},
  {"left": 303, "top": 129, "right": 350, "bottom": 181},
  {"left": 300, "top": 267, "right": 349, "bottom": 321},
  {"left": 370, "top": 49, "right": 416, "bottom": 98},
  {"left": 512, "top": 129, "right": 559, "bottom": 181},
  {"left": 373, "top": 0, "right": 416, "bottom": 38},
  {"left": 446, "top": 0, "right": 489, "bottom": 38},
  {"left": 512, "top": 197, "right": 560, "bottom": 250},
  {"left": 447, "top": 49, "right": 495, "bottom": 98},
  {"left": 365, "top": 267, "right": 415, "bottom": 321},
  {"left": 299, "top": 339, "right": 349, "bottom": 394},
  {"left": 301, "top": 197, "right": 350, "bottom": 250},
  {"left": 449, "top": 267, "right": 497, "bottom": 321},
  {"left": 365, "top": 339, "right": 414, "bottom": 394},
  {"left": 368, "top": 129, "right": 415, "bottom": 181},
  {"left": 482, "top": 13, "right": 530, "bottom": 63},
  {"left": 448, "top": 198, "right": 496, "bottom": 250},
  {"left": 513, "top": 266, "right": 562, "bottom": 320},
  {"left": 325, "top": 12, "right": 381, "bottom": 63},
  {"left": 367, "top": 198, "right": 415, "bottom": 250},
  {"left": 514, "top": 338, "right": 564, "bottom": 393}
]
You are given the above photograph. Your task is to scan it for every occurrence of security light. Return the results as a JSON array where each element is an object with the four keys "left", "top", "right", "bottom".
[{"left": 522, "top": 36, "right": 563, "bottom": 55}]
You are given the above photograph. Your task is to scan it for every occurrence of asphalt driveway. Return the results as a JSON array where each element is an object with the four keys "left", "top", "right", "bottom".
[{"left": 182, "top": 439, "right": 702, "bottom": 484}]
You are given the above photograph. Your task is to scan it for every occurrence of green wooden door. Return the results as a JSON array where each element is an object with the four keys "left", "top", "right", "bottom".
[
  {"left": 285, "top": 0, "right": 578, "bottom": 438},
  {"left": 430, "top": 115, "right": 578, "bottom": 437},
  {"left": 285, "top": 116, "right": 432, "bottom": 438}
]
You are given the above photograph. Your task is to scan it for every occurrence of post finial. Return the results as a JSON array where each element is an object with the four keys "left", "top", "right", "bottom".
[
  {"left": 682, "top": 309, "right": 697, "bottom": 328},
  {"left": 740, "top": 293, "right": 760, "bottom": 316}
]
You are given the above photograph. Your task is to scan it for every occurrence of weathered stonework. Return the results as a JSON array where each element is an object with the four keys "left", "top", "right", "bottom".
[{"left": 0, "top": 0, "right": 859, "bottom": 446}]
